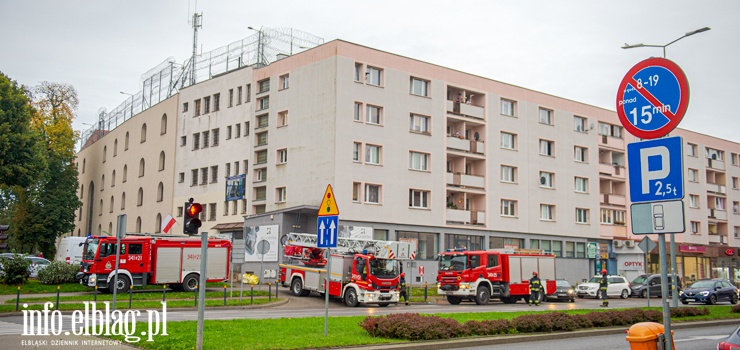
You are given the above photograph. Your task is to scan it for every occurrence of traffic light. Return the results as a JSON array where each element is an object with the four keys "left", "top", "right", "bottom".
[
  {"left": 183, "top": 201, "right": 202, "bottom": 235},
  {"left": 0, "top": 225, "right": 9, "bottom": 250}
]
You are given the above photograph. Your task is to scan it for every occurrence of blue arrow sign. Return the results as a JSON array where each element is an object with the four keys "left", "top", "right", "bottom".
[
  {"left": 627, "top": 136, "right": 684, "bottom": 203},
  {"left": 317, "top": 215, "right": 338, "bottom": 248}
]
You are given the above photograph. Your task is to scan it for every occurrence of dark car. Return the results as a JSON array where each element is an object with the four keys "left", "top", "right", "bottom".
[
  {"left": 679, "top": 278, "right": 738, "bottom": 305},
  {"left": 717, "top": 325, "right": 740, "bottom": 350},
  {"left": 546, "top": 280, "right": 575, "bottom": 302},
  {"left": 629, "top": 274, "right": 681, "bottom": 298}
]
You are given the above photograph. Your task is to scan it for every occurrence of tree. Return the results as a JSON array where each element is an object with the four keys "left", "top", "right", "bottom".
[{"left": 0, "top": 72, "right": 42, "bottom": 189}]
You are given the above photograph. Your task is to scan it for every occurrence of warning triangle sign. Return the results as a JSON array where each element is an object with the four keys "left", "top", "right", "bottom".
[{"left": 318, "top": 184, "right": 339, "bottom": 216}]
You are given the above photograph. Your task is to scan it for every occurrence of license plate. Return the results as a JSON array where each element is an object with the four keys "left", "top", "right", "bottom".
[{"left": 686, "top": 298, "right": 694, "bottom": 301}]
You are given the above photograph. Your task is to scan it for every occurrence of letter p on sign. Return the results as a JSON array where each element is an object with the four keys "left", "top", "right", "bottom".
[{"left": 640, "top": 146, "right": 670, "bottom": 194}]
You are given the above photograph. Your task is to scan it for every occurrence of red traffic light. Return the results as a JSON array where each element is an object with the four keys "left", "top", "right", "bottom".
[{"left": 187, "top": 203, "right": 203, "bottom": 217}]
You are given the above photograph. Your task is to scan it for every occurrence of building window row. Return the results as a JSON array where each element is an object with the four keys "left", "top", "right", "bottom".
[
  {"left": 352, "top": 182, "right": 382, "bottom": 204},
  {"left": 190, "top": 165, "right": 219, "bottom": 186},
  {"left": 354, "top": 62, "right": 383, "bottom": 87},
  {"left": 353, "top": 102, "right": 383, "bottom": 125}
]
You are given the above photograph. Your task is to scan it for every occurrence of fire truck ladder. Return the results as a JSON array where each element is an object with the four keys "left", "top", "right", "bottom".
[{"left": 285, "top": 233, "right": 397, "bottom": 256}]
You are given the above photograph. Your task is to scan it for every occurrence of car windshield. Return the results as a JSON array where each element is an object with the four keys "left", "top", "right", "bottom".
[
  {"left": 83, "top": 238, "right": 99, "bottom": 260},
  {"left": 369, "top": 258, "right": 399, "bottom": 279},
  {"left": 631, "top": 275, "right": 648, "bottom": 284},
  {"left": 438, "top": 255, "right": 467, "bottom": 271},
  {"left": 689, "top": 280, "right": 715, "bottom": 289},
  {"left": 587, "top": 276, "right": 602, "bottom": 283},
  {"left": 556, "top": 280, "right": 571, "bottom": 288}
]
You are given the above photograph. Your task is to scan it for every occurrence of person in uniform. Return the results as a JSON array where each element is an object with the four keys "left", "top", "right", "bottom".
[
  {"left": 529, "top": 271, "right": 542, "bottom": 306},
  {"left": 600, "top": 269, "right": 609, "bottom": 307},
  {"left": 399, "top": 273, "right": 409, "bottom": 305}
]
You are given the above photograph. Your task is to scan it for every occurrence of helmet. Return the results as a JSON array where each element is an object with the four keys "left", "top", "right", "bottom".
[
  {"left": 400, "top": 273, "right": 405, "bottom": 277},
  {"left": 532, "top": 271, "right": 538, "bottom": 276},
  {"left": 602, "top": 269, "right": 607, "bottom": 274}
]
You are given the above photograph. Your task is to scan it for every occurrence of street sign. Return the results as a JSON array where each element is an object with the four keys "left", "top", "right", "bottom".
[
  {"left": 638, "top": 237, "right": 657, "bottom": 254},
  {"left": 318, "top": 184, "right": 339, "bottom": 216},
  {"left": 627, "top": 136, "right": 684, "bottom": 203},
  {"left": 317, "top": 215, "right": 338, "bottom": 248},
  {"left": 631, "top": 200, "right": 686, "bottom": 234},
  {"left": 418, "top": 266, "right": 425, "bottom": 277},
  {"left": 616, "top": 57, "right": 690, "bottom": 139}
]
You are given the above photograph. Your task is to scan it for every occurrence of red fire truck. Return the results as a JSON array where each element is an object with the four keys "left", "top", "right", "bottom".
[
  {"left": 279, "top": 233, "right": 414, "bottom": 307},
  {"left": 437, "top": 248, "right": 556, "bottom": 305},
  {"left": 76, "top": 235, "right": 231, "bottom": 293}
]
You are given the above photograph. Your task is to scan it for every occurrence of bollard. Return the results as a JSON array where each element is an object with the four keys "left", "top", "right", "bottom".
[
  {"left": 275, "top": 279, "right": 279, "bottom": 299},
  {"left": 94, "top": 286, "right": 98, "bottom": 303},
  {"left": 268, "top": 283, "right": 272, "bottom": 302},
  {"left": 250, "top": 286, "right": 254, "bottom": 305},
  {"left": 194, "top": 284, "right": 198, "bottom": 307},
  {"left": 223, "top": 285, "right": 227, "bottom": 306},
  {"left": 15, "top": 286, "right": 20, "bottom": 311},
  {"left": 424, "top": 282, "right": 428, "bottom": 302},
  {"left": 56, "top": 286, "right": 60, "bottom": 310},
  {"left": 129, "top": 287, "right": 133, "bottom": 309},
  {"left": 162, "top": 284, "right": 166, "bottom": 302}
]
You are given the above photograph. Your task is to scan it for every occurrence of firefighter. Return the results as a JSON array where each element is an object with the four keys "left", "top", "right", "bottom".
[
  {"left": 528, "top": 271, "right": 541, "bottom": 306},
  {"left": 600, "top": 269, "right": 609, "bottom": 307},
  {"left": 399, "top": 273, "right": 409, "bottom": 305}
]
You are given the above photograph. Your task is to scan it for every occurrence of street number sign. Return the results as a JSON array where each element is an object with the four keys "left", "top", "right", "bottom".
[
  {"left": 616, "top": 57, "right": 689, "bottom": 139},
  {"left": 627, "top": 136, "right": 684, "bottom": 203}
]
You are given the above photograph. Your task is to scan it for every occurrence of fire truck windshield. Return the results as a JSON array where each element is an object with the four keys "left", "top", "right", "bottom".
[
  {"left": 438, "top": 255, "right": 467, "bottom": 271},
  {"left": 83, "top": 238, "right": 99, "bottom": 260},
  {"left": 370, "top": 259, "right": 399, "bottom": 278}
]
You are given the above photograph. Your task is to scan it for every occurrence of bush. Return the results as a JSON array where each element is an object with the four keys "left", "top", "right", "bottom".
[
  {"left": 511, "top": 314, "right": 552, "bottom": 333},
  {"left": 671, "top": 306, "right": 709, "bottom": 318},
  {"left": 463, "top": 319, "right": 511, "bottom": 336},
  {"left": 0, "top": 254, "right": 31, "bottom": 285},
  {"left": 360, "top": 313, "right": 462, "bottom": 340},
  {"left": 732, "top": 304, "right": 740, "bottom": 314},
  {"left": 37, "top": 261, "right": 80, "bottom": 285}
]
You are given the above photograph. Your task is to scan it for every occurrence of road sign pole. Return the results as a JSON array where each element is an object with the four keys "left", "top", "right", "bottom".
[
  {"left": 197, "top": 231, "right": 208, "bottom": 350},
  {"left": 658, "top": 234, "right": 673, "bottom": 350},
  {"left": 324, "top": 253, "right": 331, "bottom": 337},
  {"left": 670, "top": 234, "right": 678, "bottom": 307}
]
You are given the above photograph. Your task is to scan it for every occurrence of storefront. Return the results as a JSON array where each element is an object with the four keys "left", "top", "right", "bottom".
[{"left": 715, "top": 247, "right": 740, "bottom": 287}]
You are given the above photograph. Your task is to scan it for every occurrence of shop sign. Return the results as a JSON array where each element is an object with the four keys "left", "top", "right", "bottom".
[
  {"left": 587, "top": 242, "right": 599, "bottom": 259},
  {"left": 622, "top": 260, "right": 644, "bottom": 270},
  {"left": 679, "top": 245, "right": 706, "bottom": 253},
  {"left": 599, "top": 243, "right": 610, "bottom": 260},
  {"left": 725, "top": 248, "right": 736, "bottom": 256}
]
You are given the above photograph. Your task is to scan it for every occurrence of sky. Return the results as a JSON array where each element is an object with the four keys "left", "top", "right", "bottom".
[{"left": 1, "top": 1, "right": 738, "bottom": 142}]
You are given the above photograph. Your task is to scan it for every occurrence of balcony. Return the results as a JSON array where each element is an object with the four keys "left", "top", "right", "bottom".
[
  {"left": 598, "top": 163, "right": 626, "bottom": 179},
  {"left": 446, "top": 209, "right": 486, "bottom": 225},
  {"left": 707, "top": 158, "right": 725, "bottom": 171},
  {"left": 707, "top": 183, "right": 727, "bottom": 194},
  {"left": 447, "top": 172, "right": 485, "bottom": 189},
  {"left": 447, "top": 100, "right": 484, "bottom": 120},
  {"left": 708, "top": 208, "right": 728, "bottom": 221},
  {"left": 601, "top": 193, "right": 627, "bottom": 206},
  {"left": 599, "top": 135, "right": 625, "bottom": 149},
  {"left": 708, "top": 234, "right": 727, "bottom": 244},
  {"left": 447, "top": 136, "right": 470, "bottom": 152}
]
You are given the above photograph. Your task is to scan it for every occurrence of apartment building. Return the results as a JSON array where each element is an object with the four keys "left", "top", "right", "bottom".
[{"left": 74, "top": 39, "right": 740, "bottom": 286}]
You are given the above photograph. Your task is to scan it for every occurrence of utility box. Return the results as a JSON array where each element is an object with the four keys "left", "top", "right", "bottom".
[{"left": 625, "top": 322, "right": 675, "bottom": 350}]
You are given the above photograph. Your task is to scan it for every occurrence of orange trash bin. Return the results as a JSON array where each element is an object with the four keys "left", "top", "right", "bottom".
[{"left": 625, "top": 322, "right": 675, "bottom": 350}]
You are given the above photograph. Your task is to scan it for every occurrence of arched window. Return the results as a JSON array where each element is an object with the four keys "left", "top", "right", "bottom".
[
  {"left": 123, "top": 165, "right": 128, "bottom": 182},
  {"left": 160, "top": 114, "right": 167, "bottom": 135},
  {"left": 121, "top": 193, "right": 126, "bottom": 210},
  {"left": 82, "top": 159, "right": 86, "bottom": 173},
  {"left": 98, "top": 224, "right": 102, "bottom": 235},
  {"left": 111, "top": 170, "right": 116, "bottom": 187},
  {"left": 101, "top": 175, "right": 105, "bottom": 190},
  {"left": 114, "top": 139, "right": 118, "bottom": 157},
  {"left": 80, "top": 184, "right": 84, "bottom": 199},
  {"left": 137, "top": 187, "right": 143, "bottom": 206},
  {"left": 109, "top": 196, "right": 114, "bottom": 213},
  {"left": 159, "top": 151, "right": 165, "bottom": 171},
  {"left": 139, "top": 159, "right": 145, "bottom": 177},
  {"left": 155, "top": 213, "right": 162, "bottom": 233},
  {"left": 108, "top": 222, "right": 113, "bottom": 235},
  {"left": 125, "top": 132, "right": 130, "bottom": 150},
  {"left": 77, "top": 229, "right": 81, "bottom": 237},
  {"left": 157, "top": 182, "right": 164, "bottom": 202},
  {"left": 136, "top": 217, "right": 142, "bottom": 232},
  {"left": 141, "top": 123, "right": 147, "bottom": 143},
  {"left": 99, "top": 199, "right": 103, "bottom": 216},
  {"left": 103, "top": 146, "right": 107, "bottom": 163}
]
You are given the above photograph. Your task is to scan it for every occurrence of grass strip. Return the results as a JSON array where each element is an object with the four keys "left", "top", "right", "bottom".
[
  {"left": 6, "top": 290, "right": 271, "bottom": 303},
  {"left": 0, "top": 298, "right": 279, "bottom": 313},
  {"left": 0, "top": 280, "right": 260, "bottom": 295}
]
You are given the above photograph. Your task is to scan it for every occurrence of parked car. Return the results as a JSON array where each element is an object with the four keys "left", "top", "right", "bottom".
[
  {"left": 546, "top": 279, "right": 575, "bottom": 302},
  {"left": 576, "top": 275, "right": 631, "bottom": 299},
  {"left": 26, "top": 257, "right": 51, "bottom": 278},
  {"left": 717, "top": 325, "right": 740, "bottom": 350},
  {"left": 629, "top": 274, "right": 682, "bottom": 298},
  {"left": 679, "top": 278, "right": 738, "bottom": 305}
]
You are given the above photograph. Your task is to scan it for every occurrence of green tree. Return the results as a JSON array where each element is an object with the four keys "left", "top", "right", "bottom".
[{"left": 0, "top": 72, "right": 42, "bottom": 189}]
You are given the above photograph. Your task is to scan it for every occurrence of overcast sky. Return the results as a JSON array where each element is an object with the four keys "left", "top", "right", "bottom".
[{"left": 1, "top": 1, "right": 738, "bottom": 143}]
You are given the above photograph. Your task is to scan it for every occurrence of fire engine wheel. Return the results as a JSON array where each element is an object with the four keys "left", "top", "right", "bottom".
[
  {"left": 446, "top": 295, "right": 463, "bottom": 305},
  {"left": 475, "top": 286, "right": 490, "bottom": 305},
  {"left": 113, "top": 275, "right": 131, "bottom": 294},
  {"left": 291, "top": 278, "right": 310, "bottom": 297},
  {"left": 344, "top": 288, "right": 359, "bottom": 307},
  {"left": 182, "top": 274, "right": 199, "bottom": 292}
]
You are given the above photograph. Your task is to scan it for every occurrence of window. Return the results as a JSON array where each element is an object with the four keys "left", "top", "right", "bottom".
[
  {"left": 539, "top": 171, "right": 554, "bottom": 188},
  {"left": 139, "top": 158, "right": 145, "bottom": 177},
  {"left": 255, "top": 168, "right": 267, "bottom": 182},
  {"left": 178, "top": 172, "right": 185, "bottom": 183},
  {"left": 575, "top": 177, "right": 588, "bottom": 193},
  {"left": 120, "top": 193, "right": 126, "bottom": 210},
  {"left": 256, "top": 132, "right": 268, "bottom": 146},
  {"left": 257, "top": 96, "right": 270, "bottom": 110},
  {"left": 735, "top": 226, "right": 740, "bottom": 239},
  {"left": 688, "top": 168, "right": 698, "bottom": 182},
  {"left": 733, "top": 177, "right": 739, "bottom": 189},
  {"left": 689, "top": 194, "right": 699, "bottom": 208},
  {"left": 212, "top": 128, "right": 219, "bottom": 146},
  {"left": 501, "top": 132, "right": 516, "bottom": 150},
  {"left": 409, "top": 189, "right": 429, "bottom": 209},
  {"left": 366, "top": 66, "right": 382, "bottom": 86},
  {"left": 366, "top": 105, "right": 382, "bottom": 125},
  {"left": 600, "top": 209, "right": 626, "bottom": 225},
  {"left": 180, "top": 136, "right": 187, "bottom": 147},
  {"left": 245, "top": 84, "right": 251, "bottom": 102},
  {"left": 140, "top": 124, "right": 147, "bottom": 143},
  {"left": 354, "top": 63, "right": 363, "bottom": 82},
  {"left": 125, "top": 132, "right": 129, "bottom": 150},
  {"left": 687, "top": 143, "right": 697, "bottom": 157},
  {"left": 353, "top": 142, "right": 361, "bottom": 162},
  {"left": 540, "top": 204, "right": 554, "bottom": 221},
  {"left": 501, "top": 165, "right": 517, "bottom": 183},
  {"left": 501, "top": 199, "right": 517, "bottom": 217},
  {"left": 574, "top": 116, "right": 588, "bottom": 132},
  {"left": 226, "top": 126, "right": 232, "bottom": 140},
  {"left": 278, "top": 110, "right": 288, "bottom": 127},
  {"left": 159, "top": 151, "right": 165, "bottom": 171},
  {"left": 228, "top": 89, "right": 234, "bottom": 107},
  {"left": 157, "top": 182, "right": 164, "bottom": 202},
  {"left": 209, "top": 203, "right": 216, "bottom": 221},
  {"left": 352, "top": 182, "right": 361, "bottom": 202},
  {"left": 113, "top": 139, "right": 118, "bottom": 156},
  {"left": 501, "top": 99, "right": 516, "bottom": 117},
  {"left": 445, "top": 234, "right": 483, "bottom": 251},
  {"left": 732, "top": 153, "right": 739, "bottom": 166},
  {"left": 691, "top": 221, "right": 700, "bottom": 234},
  {"left": 235, "top": 124, "right": 241, "bottom": 138},
  {"left": 254, "top": 186, "right": 266, "bottom": 201},
  {"left": 716, "top": 197, "right": 727, "bottom": 210},
  {"left": 706, "top": 147, "right": 723, "bottom": 161},
  {"left": 365, "top": 184, "right": 381, "bottom": 204},
  {"left": 200, "top": 168, "right": 208, "bottom": 185},
  {"left": 598, "top": 122, "right": 623, "bottom": 139},
  {"left": 276, "top": 187, "right": 287, "bottom": 203},
  {"left": 237, "top": 86, "right": 243, "bottom": 105},
  {"left": 279, "top": 74, "right": 289, "bottom": 90},
  {"left": 576, "top": 208, "right": 589, "bottom": 224},
  {"left": 103, "top": 146, "right": 107, "bottom": 163},
  {"left": 213, "top": 93, "right": 220, "bottom": 112},
  {"left": 409, "top": 114, "right": 430, "bottom": 134},
  {"left": 410, "top": 77, "right": 429, "bottom": 97},
  {"left": 257, "top": 114, "right": 269, "bottom": 128},
  {"left": 109, "top": 196, "right": 114, "bottom": 213},
  {"left": 565, "top": 242, "right": 575, "bottom": 258},
  {"left": 277, "top": 149, "right": 287, "bottom": 164},
  {"left": 353, "top": 102, "right": 362, "bottom": 122},
  {"left": 191, "top": 169, "right": 198, "bottom": 186},
  {"left": 365, "top": 144, "right": 381, "bottom": 165},
  {"left": 409, "top": 152, "right": 429, "bottom": 171},
  {"left": 734, "top": 201, "right": 739, "bottom": 214},
  {"left": 539, "top": 108, "right": 553, "bottom": 125},
  {"left": 225, "top": 163, "right": 231, "bottom": 177},
  {"left": 210, "top": 166, "right": 218, "bottom": 183},
  {"left": 258, "top": 79, "right": 270, "bottom": 93},
  {"left": 202, "top": 131, "right": 210, "bottom": 149},
  {"left": 574, "top": 146, "right": 588, "bottom": 162},
  {"left": 192, "top": 133, "right": 200, "bottom": 150},
  {"left": 539, "top": 139, "right": 554, "bottom": 156},
  {"left": 183, "top": 102, "right": 189, "bottom": 112},
  {"left": 576, "top": 243, "right": 586, "bottom": 258},
  {"left": 137, "top": 188, "right": 143, "bottom": 206},
  {"left": 203, "top": 96, "right": 211, "bottom": 114},
  {"left": 255, "top": 150, "right": 267, "bottom": 164},
  {"left": 122, "top": 165, "right": 127, "bottom": 182},
  {"left": 398, "top": 231, "right": 438, "bottom": 260}
]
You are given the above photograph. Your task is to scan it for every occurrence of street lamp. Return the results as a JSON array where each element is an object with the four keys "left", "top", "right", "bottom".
[
  {"left": 622, "top": 26, "right": 710, "bottom": 58},
  {"left": 248, "top": 26, "right": 266, "bottom": 66},
  {"left": 120, "top": 91, "right": 134, "bottom": 118}
]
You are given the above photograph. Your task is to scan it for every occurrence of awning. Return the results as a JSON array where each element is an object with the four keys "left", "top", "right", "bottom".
[{"left": 210, "top": 222, "right": 243, "bottom": 230}]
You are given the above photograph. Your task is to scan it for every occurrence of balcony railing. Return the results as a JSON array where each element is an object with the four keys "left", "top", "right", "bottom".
[
  {"left": 447, "top": 100, "right": 484, "bottom": 120},
  {"left": 599, "top": 135, "right": 625, "bottom": 149},
  {"left": 598, "top": 163, "right": 626, "bottom": 179},
  {"left": 708, "top": 234, "right": 726, "bottom": 244},
  {"left": 707, "top": 158, "right": 725, "bottom": 171},
  {"left": 708, "top": 208, "right": 728, "bottom": 221},
  {"left": 446, "top": 209, "right": 485, "bottom": 225},
  {"left": 447, "top": 172, "right": 485, "bottom": 189},
  {"left": 447, "top": 136, "right": 470, "bottom": 152},
  {"left": 707, "top": 183, "right": 727, "bottom": 194},
  {"left": 601, "top": 193, "right": 627, "bottom": 206}
]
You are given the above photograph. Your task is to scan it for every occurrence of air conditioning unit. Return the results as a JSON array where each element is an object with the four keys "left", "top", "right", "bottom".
[
  {"left": 613, "top": 240, "right": 623, "bottom": 248},
  {"left": 624, "top": 240, "right": 636, "bottom": 248}
]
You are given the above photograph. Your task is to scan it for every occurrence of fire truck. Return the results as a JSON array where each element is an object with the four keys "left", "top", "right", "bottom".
[
  {"left": 437, "top": 248, "right": 556, "bottom": 305},
  {"left": 76, "top": 235, "right": 231, "bottom": 293},
  {"left": 279, "top": 233, "right": 414, "bottom": 307}
]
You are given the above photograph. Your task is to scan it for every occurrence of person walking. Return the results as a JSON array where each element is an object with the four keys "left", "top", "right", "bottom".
[
  {"left": 399, "top": 273, "right": 409, "bottom": 305},
  {"left": 528, "top": 271, "right": 542, "bottom": 306},
  {"left": 600, "top": 269, "right": 609, "bottom": 307}
]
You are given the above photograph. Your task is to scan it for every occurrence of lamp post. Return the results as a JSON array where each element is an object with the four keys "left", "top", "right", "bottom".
[
  {"left": 120, "top": 91, "right": 134, "bottom": 119},
  {"left": 248, "top": 26, "right": 266, "bottom": 66},
  {"left": 622, "top": 26, "right": 710, "bottom": 350}
]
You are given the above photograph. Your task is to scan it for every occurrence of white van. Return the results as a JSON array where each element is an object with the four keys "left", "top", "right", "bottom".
[{"left": 54, "top": 237, "right": 86, "bottom": 265}]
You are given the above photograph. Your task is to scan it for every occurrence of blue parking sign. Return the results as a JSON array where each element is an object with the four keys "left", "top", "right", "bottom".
[{"left": 627, "top": 136, "right": 684, "bottom": 203}]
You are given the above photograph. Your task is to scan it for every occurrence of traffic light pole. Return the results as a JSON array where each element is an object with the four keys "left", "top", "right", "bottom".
[{"left": 196, "top": 231, "right": 208, "bottom": 350}]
